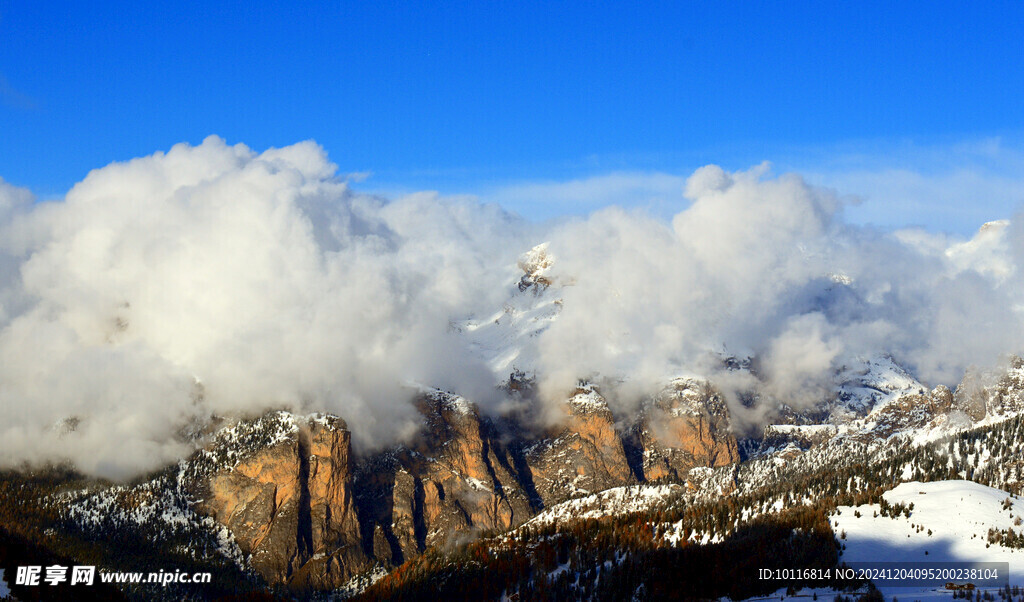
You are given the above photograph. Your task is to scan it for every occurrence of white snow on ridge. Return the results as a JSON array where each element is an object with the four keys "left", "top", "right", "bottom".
[
  {"left": 522, "top": 484, "right": 682, "bottom": 529},
  {"left": 766, "top": 424, "right": 837, "bottom": 434},
  {"left": 334, "top": 565, "right": 389, "bottom": 599},
  {"left": 403, "top": 383, "right": 475, "bottom": 416},
  {"left": 427, "top": 389, "right": 472, "bottom": 415},
  {"left": 836, "top": 480, "right": 1024, "bottom": 594},
  {"left": 566, "top": 383, "right": 609, "bottom": 413}
]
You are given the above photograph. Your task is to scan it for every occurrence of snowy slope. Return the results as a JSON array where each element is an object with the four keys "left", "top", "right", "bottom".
[
  {"left": 835, "top": 355, "right": 927, "bottom": 419},
  {"left": 520, "top": 484, "right": 682, "bottom": 529},
  {"left": 836, "top": 480, "right": 1024, "bottom": 592},
  {"left": 0, "top": 569, "right": 10, "bottom": 599}
]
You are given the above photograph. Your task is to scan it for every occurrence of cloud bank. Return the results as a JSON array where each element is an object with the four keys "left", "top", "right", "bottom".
[
  {"left": 535, "top": 163, "right": 1023, "bottom": 428},
  {"left": 0, "top": 138, "right": 526, "bottom": 477},
  {"left": 1, "top": 137, "right": 1022, "bottom": 477}
]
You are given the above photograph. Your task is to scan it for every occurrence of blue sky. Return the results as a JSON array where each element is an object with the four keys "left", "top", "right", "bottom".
[{"left": 1, "top": 1, "right": 1023, "bottom": 234}]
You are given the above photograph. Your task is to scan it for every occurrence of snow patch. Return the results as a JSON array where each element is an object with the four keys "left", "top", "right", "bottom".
[
  {"left": 522, "top": 485, "right": 681, "bottom": 529},
  {"left": 566, "top": 383, "right": 609, "bottom": 413},
  {"left": 333, "top": 564, "right": 389, "bottom": 599}
]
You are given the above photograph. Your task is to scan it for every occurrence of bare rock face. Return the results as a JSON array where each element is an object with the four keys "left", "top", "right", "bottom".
[
  {"left": 355, "top": 390, "right": 534, "bottom": 564},
  {"left": 633, "top": 379, "right": 740, "bottom": 481},
  {"left": 191, "top": 413, "right": 369, "bottom": 590},
  {"left": 188, "top": 381, "right": 744, "bottom": 586},
  {"left": 523, "top": 384, "right": 635, "bottom": 506},
  {"left": 954, "top": 370, "right": 991, "bottom": 421}
]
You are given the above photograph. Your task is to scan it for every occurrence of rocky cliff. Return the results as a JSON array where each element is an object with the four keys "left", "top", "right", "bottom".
[
  {"left": 190, "top": 413, "right": 369, "bottom": 591},
  {"left": 522, "top": 384, "right": 635, "bottom": 506},
  {"left": 54, "top": 380, "right": 745, "bottom": 594},
  {"left": 633, "top": 378, "right": 741, "bottom": 481},
  {"left": 354, "top": 389, "right": 535, "bottom": 564}
]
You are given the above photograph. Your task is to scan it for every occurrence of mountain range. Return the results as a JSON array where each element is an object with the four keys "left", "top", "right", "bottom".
[{"left": 2, "top": 240, "right": 1024, "bottom": 601}]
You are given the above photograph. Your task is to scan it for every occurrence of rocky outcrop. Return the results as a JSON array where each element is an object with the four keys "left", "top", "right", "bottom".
[
  {"left": 192, "top": 413, "right": 368, "bottom": 590},
  {"left": 632, "top": 379, "right": 740, "bottom": 481},
  {"left": 955, "top": 357, "right": 1024, "bottom": 420},
  {"left": 864, "top": 385, "right": 960, "bottom": 437},
  {"left": 184, "top": 383, "right": 743, "bottom": 589},
  {"left": 523, "top": 384, "right": 635, "bottom": 506},
  {"left": 354, "top": 390, "right": 534, "bottom": 564}
]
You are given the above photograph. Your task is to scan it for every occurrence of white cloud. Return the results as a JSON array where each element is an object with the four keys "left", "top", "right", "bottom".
[
  {"left": 0, "top": 137, "right": 529, "bottom": 478},
  {"left": 3, "top": 139, "right": 1024, "bottom": 478},
  {"left": 527, "top": 163, "right": 1024, "bottom": 421}
]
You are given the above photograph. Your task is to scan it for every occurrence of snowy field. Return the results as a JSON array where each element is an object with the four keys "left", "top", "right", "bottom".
[
  {"left": 833, "top": 480, "right": 1021, "bottom": 600},
  {"left": 735, "top": 480, "right": 1024, "bottom": 601},
  {"left": 836, "top": 480, "right": 1023, "bottom": 573}
]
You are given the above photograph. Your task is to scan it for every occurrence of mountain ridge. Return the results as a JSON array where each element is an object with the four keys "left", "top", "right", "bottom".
[{"left": 4, "top": 238, "right": 1024, "bottom": 599}]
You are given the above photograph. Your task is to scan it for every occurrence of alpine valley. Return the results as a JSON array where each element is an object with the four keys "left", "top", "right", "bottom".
[{"left": 3, "top": 242, "right": 1024, "bottom": 602}]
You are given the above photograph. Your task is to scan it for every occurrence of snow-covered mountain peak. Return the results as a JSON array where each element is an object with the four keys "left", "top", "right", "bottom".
[
  {"left": 418, "top": 386, "right": 475, "bottom": 418},
  {"left": 828, "top": 271, "right": 853, "bottom": 285},
  {"left": 655, "top": 377, "right": 726, "bottom": 418},
  {"left": 836, "top": 355, "right": 927, "bottom": 418},
  {"left": 516, "top": 242, "right": 555, "bottom": 292}
]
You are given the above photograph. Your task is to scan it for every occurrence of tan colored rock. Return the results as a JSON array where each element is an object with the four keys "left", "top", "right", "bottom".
[
  {"left": 635, "top": 379, "right": 740, "bottom": 482},
  {"left": 355, "top": 390, "right": 534, "bottom": 562},
  {"left": 524, "top": 384, "right": 635, "bottom": 506},
  {"left": 193, "top": 413, "right": 369, "bottom": 590},
  {"left": 192, "top": 381, "right": 739, "bottom": 585}
]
